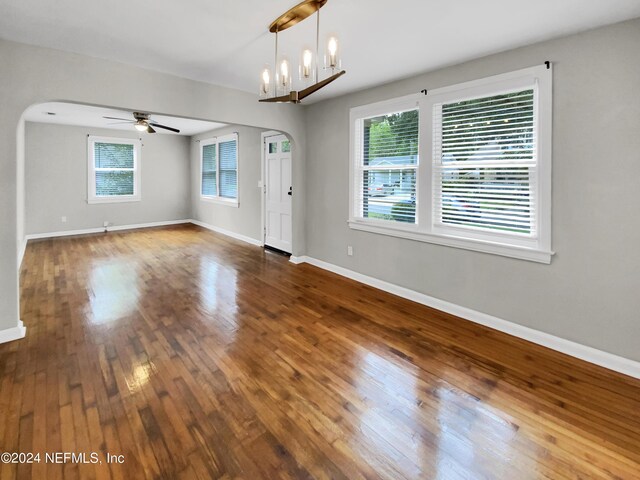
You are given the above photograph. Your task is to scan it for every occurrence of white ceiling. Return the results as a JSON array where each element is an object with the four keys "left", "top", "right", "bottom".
[
  {"left": 23, "top": 102, "right": 227, "bottom": 136},
  {"left": 2, "top": 1, "right": 640, "bottom": 104}
]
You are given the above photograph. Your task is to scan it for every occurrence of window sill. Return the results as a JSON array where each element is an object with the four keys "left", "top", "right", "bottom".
[
  {"left": 201, "top": 196, "right": 239, "bottom": 208},
  {"left": 88, "top": 196, "right": 141, "bottom": 204},
  {"left": 348, "top": 220, "right": 553, "bottom": 264}
]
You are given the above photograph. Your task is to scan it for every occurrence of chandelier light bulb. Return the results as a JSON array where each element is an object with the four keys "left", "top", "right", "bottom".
[
  {"left": 280, "top": 60, "right": 289, "bottom": 85},
  {"left": 302, "top": 49, "right": 313, "bottom": 78},
  {"left": 327, "top": 37, "right": 338, "bottom": 68},
  {"left": 328, "top": 37, "right": 337, "bottom": 56},
  {"left": 261, "top": 68, "right": 270, "bottom": 94}
]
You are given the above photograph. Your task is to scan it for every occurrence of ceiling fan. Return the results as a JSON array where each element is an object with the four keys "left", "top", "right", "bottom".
[{"left": 103, "top": 112, "right": 180, "bottom": 134}]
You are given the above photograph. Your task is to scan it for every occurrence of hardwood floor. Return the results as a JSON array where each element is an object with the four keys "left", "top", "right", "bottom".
[{"left": 2, "top": 224, "right": 639, "bottom": 479}]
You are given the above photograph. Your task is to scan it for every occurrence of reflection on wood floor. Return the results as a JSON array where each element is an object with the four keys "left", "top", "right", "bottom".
[{"left": 2, "top": 224, "right": 639, "bottom": 479}]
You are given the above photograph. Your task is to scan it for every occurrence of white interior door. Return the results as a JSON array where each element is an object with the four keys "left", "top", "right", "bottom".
[{"left": 264, "top": 135, "right": 292, "bottom": 253}]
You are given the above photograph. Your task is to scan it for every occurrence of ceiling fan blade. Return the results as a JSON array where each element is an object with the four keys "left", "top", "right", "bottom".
[
  {"left": 146, "top": 125, "right": 156, "bottom": 134},
  {"left": 149, "top": 122, "right": 180, "bottom": 133},
  {"left": 103, "top": 116, "right": 133, "bottom": 121},
  {"left": 107, "top": 121, "right": 134, "bottom": 125}
]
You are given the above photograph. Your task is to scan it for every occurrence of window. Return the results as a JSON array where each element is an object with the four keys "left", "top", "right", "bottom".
[
  {"left": 351, "top": 98, "right": 419, "bottom": 225},
  {"left": 88, "top": 136, "right": 141, "bottom": 203},
  {"left": 200, "top": 133, "right": 238, "bottom": 206},
  {"left": 350, "top": 65, "right": 552, "bottom": 263}
]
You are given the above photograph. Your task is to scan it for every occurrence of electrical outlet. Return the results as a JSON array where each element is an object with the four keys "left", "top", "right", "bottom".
[
  {"left": 61, "top": 216, "right": 67, "bottom": 223},
  {"left": 347, "top": 245, "right": 353, "bottom": 256},
  {"left": 103, "top": 221, "right": 109, "bottom": 227}
]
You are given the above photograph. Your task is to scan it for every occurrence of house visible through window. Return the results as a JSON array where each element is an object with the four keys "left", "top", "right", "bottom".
[
  {"left": 362, "top": 109, "right": 418, "bottom": 223},
  {"left": 87, "top": 136, "right": 141, "bottom": 204},
  {"left": 200, "top": 133, "right": 238, "bottom": 205},
  {"left": 349, "top": 65, "right": 552, "bottom": 263}
]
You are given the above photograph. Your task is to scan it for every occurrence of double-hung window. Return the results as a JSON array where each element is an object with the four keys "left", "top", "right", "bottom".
[
  {"left": 88, "top": 136, "right": 141, "bottom": 203},
  {"left": 200, "top": 133, "right": 238, "bottom": 206},
  {"left": 350, "top": 65, "right": 552, "bottom": 263},
  {"left": 351, "top": 96, "right": 420, "bottom": 226}
]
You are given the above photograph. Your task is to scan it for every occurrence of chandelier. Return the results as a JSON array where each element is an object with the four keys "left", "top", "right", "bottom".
[{"left": 259, "top": 0, "right": 345, "bottom": 104}]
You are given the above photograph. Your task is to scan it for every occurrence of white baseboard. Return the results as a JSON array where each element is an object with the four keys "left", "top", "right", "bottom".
[
  {"left": 18, "top": 238, "right": 27, "bottom": 269},
  {"left": 108, "top": 219, "right": 190, "bottom": 232},
  {"left": 0, "top": 320, "right": 26, "bottom": 345},
  {"left": 190, "top": 219, "right": 263, "bottom": 247},
  {"left": 22, "top": 219, "right": 262, "bottom": 251},
  {"left": 26, "top": 227, "right": 103, "bottom": 240},
  {"left": 25, "top": 220, "right": 191, "bottom": 241},
  {"left": 290, "top": 255, "right": 640, "bottom": 380}
]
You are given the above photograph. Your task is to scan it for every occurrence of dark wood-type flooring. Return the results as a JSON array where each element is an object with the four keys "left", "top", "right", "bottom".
[{"left": 1, "top": 224, "right": 639, "bottom": 479}]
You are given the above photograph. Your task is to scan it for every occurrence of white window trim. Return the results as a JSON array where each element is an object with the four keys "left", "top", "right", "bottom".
[
  {"left": 200, "top": 133, "right": 239, "bottom": 207},
  {"left": 349, "top": 65, "right": 553, "bottom": 264},
  {"left": 87, "top": 136, "right": 141, "bottom": 204}
]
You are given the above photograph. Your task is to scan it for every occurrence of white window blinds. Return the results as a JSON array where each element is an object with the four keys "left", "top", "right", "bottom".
[
  {"left": 219, "top": 139, "right": 238, "bottom": 198},
  {"left": 354, "top": 107, "right": 419, "bottom": 224},
  {"left": 201, "top": 143, "right": 217, "bottom": 196},
  {"left": 200, "top": 133, "right": 238, "bottom": 204},
  {"left": 433, "top": 89, "right": 536, "bottom": 236},
  {"left": 94, "top": 142, "right": 135, "bottom": 196}
]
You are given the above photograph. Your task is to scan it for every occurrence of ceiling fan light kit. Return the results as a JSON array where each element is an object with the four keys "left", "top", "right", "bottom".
[
  {"left": 259, "top": 0, "right": 345, "bottom": 104},
  {"left": 134, "top": 120, "right": 149, "bottom": 132}
]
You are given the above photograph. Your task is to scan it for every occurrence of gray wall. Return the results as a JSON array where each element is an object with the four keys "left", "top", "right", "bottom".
[
  {"left": 304, "top": 18, "right": 640, "bottom": 361},
  {"left": 0, "top": 38, "right": 306, "bottom": 333},
  {"left": 190, "top": 125, "right": 266, "bottom": 242},
  {"left": 25, "top": 123, "right": 190, "bottom": 234}
]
